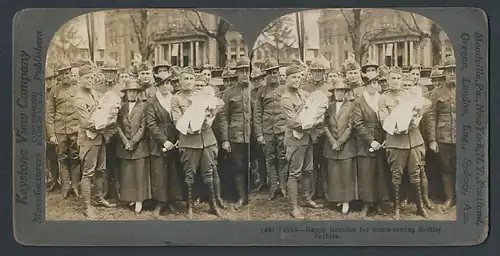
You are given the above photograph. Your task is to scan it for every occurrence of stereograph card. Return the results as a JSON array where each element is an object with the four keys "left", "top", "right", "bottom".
[{"left": 12, "top": 7, "right": 488, "bottom": 246}]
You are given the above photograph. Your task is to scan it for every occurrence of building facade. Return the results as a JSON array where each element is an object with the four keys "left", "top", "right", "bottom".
[{"left": 317, "top": 9, "right": 454, "bottom": 69}]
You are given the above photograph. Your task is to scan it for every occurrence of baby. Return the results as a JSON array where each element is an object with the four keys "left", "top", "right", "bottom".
[
  {"left": 293, "top": 90, "right": 329, "bottom": 139},
  {"left": 86, "top": 90, "right": 122, "bottom": 139}
]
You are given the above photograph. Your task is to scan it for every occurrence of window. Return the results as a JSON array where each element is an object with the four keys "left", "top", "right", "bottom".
[
  {"left": 265, "top": 50, "right": 270, "bottom": 58},
  {"left": 256, "top": 51, "right": 262, "bottom": 60},
  {"left": 344, "top": 50, "right": 349, "bottom": 60},
  {"left": 110, "top": 52, "right": 118, "bottom": 61},
  {"left": 343, "top": 36, "right": 349, "bottom": 44},
  {"left": 98, "top": 49, "right": 105, "bottom": 59},
  {"left": 130, "top": 51, "right": 135, "bottom": 60},
  {"left": 130, "top": 36, "right": 135, "bottom": 44},
  {"left": 240, "top": 46, "right": 246, "bottom": 55}
]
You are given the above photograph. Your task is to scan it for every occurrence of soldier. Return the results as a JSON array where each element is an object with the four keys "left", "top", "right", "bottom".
[
  {"left": 169, "top": 66, "right": 182, "bottom": 94},
  {"left": 428, "top": 55, "right": 457, "bottom": 211},
  {"left": 136, "top": 62, "right": 156, "bottom": 101},
  {"left": 100, "top": 59, "right": 122, "bottom": 200},
  {"left": 279, "top": 67, "right": 287, "bottom": 85},
  {"left": 70, "top": 63, "right": 81, "bottom": 87},
  {"left": 249, "top": 67, "right": 267, "bottom": 192},
  {"left": 409, "top": 64, "right": 422, "bottom": 85},
  {"left": 45, "top": 68, "right": 59, "bottom": 191},
  {"left": 46, "top": 61, "right": 81, "bottom": 199},
  {"left": 379, "top": 67, "right": 430, "bottom": 220},
  {"left": 377, "top": 65, "right": 390, "bottom": 93},
  {"left": 361, "top": 60, "right": 379, "bottom": 83},
  {"left": 282, "top": 65, "right": 323, "bottom": 219},
  {"left": 74, "top": 65, "right": 116, "bottom": 219},
  {"left": 300, "top": 60, "right": 332, "bottom": 200},
  {"left": 253, "top": 58, "right": 288, "bottom": 200},
  {"left": 326, "top": 69, "right": 339, "bottom": 84},
  {"left": 429, "top": 65, "right": 446, "bottom": 92},
  {"left": 153, "top": 60, "right": 172, "bottom": 82},
  {"left": 171, "top": 66, "right": 223, "bottom": 218},
  {"left": 342, "top": 57, "right": 364, "bottom": 101},
  {"left": 219, "top": 57, "right": 253, "bottom": 209}
]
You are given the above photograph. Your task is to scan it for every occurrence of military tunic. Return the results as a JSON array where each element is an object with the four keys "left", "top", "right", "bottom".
[
  {"left": 171, "top": 90, "right": 218, "bottom": 185},
  {"left": 219, "top": 83, "right": 252, "bottom": 174},
  {"left": 253, "top": 83, "right": 288, "bottom": 192},
  {"left": 378, "top": 91, "right": 427, "bottom": 185}
]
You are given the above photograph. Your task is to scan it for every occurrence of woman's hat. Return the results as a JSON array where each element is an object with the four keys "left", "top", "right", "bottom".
[{"left": 121, "top": 78, "right": 143, "bottom": 92}]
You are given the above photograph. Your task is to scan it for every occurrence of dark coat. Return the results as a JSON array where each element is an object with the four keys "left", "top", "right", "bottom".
[
  {"left": 427, "top": 85, "right": 456, "bottom": 144},
  {"left": 219, "top": 83, "right": 253, "bottom": 143},
  {"left": 323, "top": 100, "right": 357, "bottom": 160},
  {"left": 145, "top": 95, "right": 178, "bottom": 156},
  {"left": 116, "top": 101, "right": 149, "bottom": 159},
  {"left": 253, "top": 83, "right": 288, "bottom": 137},
  {"left": 352, "top": 95, "right": 385, "bottom": 157},
  {"left": 282, "top": 89, "right": 321, "bottom": 146},
  {"left": 74, "top": 88, "right": 106, "bottom": 147}
]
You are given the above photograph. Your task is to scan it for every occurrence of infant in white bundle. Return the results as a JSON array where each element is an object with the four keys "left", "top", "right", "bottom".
[
  {"left": 87, "top": 91, "right": 122, "bottom": 139},
  {"left": 293, "top": 90, "right": 329, "bottom": 139},
  {"left": 176, "top": 86, "right": 224, "bottom": 135},
  {"left": 383, "top": 87, "right": 429, "bottom": 135}
]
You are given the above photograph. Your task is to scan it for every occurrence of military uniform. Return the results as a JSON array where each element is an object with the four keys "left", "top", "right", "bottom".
[
  {"left": 45, "top": 69, "right": 60, "bottom": 191},
  {"left": 134, "top": 62, "right": 156, "bottom": 101},
  {"left": 74, "top": 65, "right": 116, "bottom": 219},
  {"left": 379, "top": 67, "right": 429, "bottom": 219},
  {"left": 300, "top": 60, "right": 332, "bottom": 200},
  {"left": 249, "top": 67, "right": 267, "bottom": 192},
  {"left": 171, "top": 67, "right": 221, "bottom": 218},
  {"left": 253, "top": 59, "right": 288, "bottom": 199},
  {"left": 282, "top": 65, "right": 323, "bottom": 219},
  {"left": 427, "top": 56, "right": 457, "bottom": 209},
  {"left": 220, "top": 58, "right": 253, "bottom": 209},
  {"left": 46, "top": 62, "right": 81, "bottom": 198}
]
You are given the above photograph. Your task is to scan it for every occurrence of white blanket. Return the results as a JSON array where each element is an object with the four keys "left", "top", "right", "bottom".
[
  {"left": 382, "top": 90, "right": 426, "bottom": 135},
  {"left": 293, "top": 91, "right": 329, "bottom": 139},
  {"left": 87, "top": 91, "right": 122, "bottom": 139},
  {"left": 176, "top": 87, "right": 223, "bottom": 135}
]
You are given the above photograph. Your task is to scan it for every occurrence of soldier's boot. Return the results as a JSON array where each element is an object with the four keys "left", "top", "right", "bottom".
[
  {"left": 186, "top": 184, "right": 194, "bottom": 219},
  {"left": 359, "top": 202, "right": 371, "bottom": 218},
  {"left": 59, "top": 163, "right": 72, "bottom": 199},
  {"left": 234, "top": 174, "right": 248, "bottom": 210},
  {"left": 441, "top": 173, "right": 455, "bottom": 211},
  {"left": 70, "top": 163, "right": 81, "bottom": 198},
  {"left": 81, "top": 178, "right": 96, "bottom": 220},
  {"left": 267, "top": 166, "right": 278, "bottom": 200},
  {"left": 94, "top": 172, "right": 116, "bottom": 208},
  {"left": 419, "top": 169, "right": 434, "bottom": 210},
  {"left": 414, "top": 183, "right": 430, "bottom": 218},
  {"left": 393, "top": 184, "right": 401, "bottom": 220},
  {"left": 300, "top": 172, "right": 322, "bottom": 208},
  {"left": 101, "top": 171, "right": 109, "bottom": 199},
  {"left": 213, "top": 170, "right": 226, "bottom": 209},
  {"left": 287, "top": 178, "right": 304, "bottom": 219},
  {"left": 207, "top": 182, "right": 223, "bottom": 217},
  {"left": 278, "top": 166, "right": 288, "bottom": 199}
]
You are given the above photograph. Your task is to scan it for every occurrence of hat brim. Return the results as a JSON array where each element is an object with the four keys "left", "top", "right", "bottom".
[
  {"left": 58, "top": 66, "right": 72, "bottom": 72},
  {"left": 264, "top": 66, "right": 280, "bottom": 71},
  {"left": 235, "top": 65, "right": 250, "bottom": 69},
  {"left": 121, "top": 88, "right": 142, "bottom": 92},
  {"left": 362, "top": 64, "right": 379, "bottom": 71},
  {"left": 444, "top": 65, "right": 456, "bottom": 68}
]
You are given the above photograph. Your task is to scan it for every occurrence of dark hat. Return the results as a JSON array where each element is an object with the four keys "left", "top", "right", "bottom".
[
  {"left": 286, "top": 65, "right": 305, "bottom": 76},
  {"left": 153, "top": 60, "right": 171, "bottom": 73},
  {"left": 251, "top": 67, "right": 265, "bottom": 79},
  {"left": 79, "top": 65, "right": 95, "bottom": 77},
  {"left": 169, "top": 66, "right": 182, "bottom": 81},
  {"left": 57, "top": 61, "right": 72, "bottom": 73},
  {"left": 430, "top": 65, "right": 446, "bottom": 79},
  {"left": 377, "top": 65, "right": 390, "bottom": 81},
  {"left": 443, "top": 55, "right": 456, "bottom": 68},
  {"left": 361, "top": 60, "right": 379, "bottom": 73},
  {"left": 341, "top": 56, "right": 361, "bottom": 72},
  {"left": 309, "top": 60, "right": 327, "bottom": 71},
  {"left": 180, "top": 66, "right": 195, "bottom": 76},
  {"left": 45, "top": 67, "right": 56, "bottom": 79},
  {"left": 388, "top": 66, "right": 403, "bottom": 76},
  {"left": 222, "top": 67, "right": 237, "bottom": 79},
  {"left": 235, "top": 57, "right": 251, "bottom": 69},
  {"left": 137, "top": 61, "right": 153, "bottom": 72},
  {"left": 330, "top": 79, "right": 351, "bottom": 91},
  {"left": 121, "top": 78, "right": 142, "bottom": 92},
  {"left": 263, "top": 58, "right": 280, "bottom": 71}
]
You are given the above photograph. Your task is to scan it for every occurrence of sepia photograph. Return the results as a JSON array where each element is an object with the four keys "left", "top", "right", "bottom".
[{"left": 45, "top": 8, "right": 457, "bottom": 222}]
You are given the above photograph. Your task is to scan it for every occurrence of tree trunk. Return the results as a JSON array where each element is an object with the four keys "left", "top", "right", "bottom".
[
  {"left": 430, "top": 23, "right": 442, "bottom": 66},
  {"left": 139, "top": 10, "right": 150, "bottom": 62},
  {"left": 217, "top": 37, "right": 228, "bottom": 67}
]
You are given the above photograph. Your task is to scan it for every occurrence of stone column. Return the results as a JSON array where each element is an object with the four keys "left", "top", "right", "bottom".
[
  {"left": 180, "top": 42, "right": 184, "bottom": 67},
  {"left": 155, "top": 45, "right": 160, "bottom": 65},
  {"left": 195, "top": 41, "right": 200, "bottom": 66},
  {"left": 190, "top": 41, "right": 194, "bottom": 66},
  {"left": 409, "top": 41, "right": 414, "bottom": 65},
  {"left": 382, "top": 43, "right": 387, "bottom": 66},
  {"left": 404, "top": 41, "right": 409, "bottom": 66},
  {"left": 393, "top": 43, "right": 398, "bottom": 67}
]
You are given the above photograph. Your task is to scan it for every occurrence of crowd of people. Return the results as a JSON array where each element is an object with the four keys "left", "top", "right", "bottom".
[{"left": 45, "top": 53, "right": 457, "bottom": 220}]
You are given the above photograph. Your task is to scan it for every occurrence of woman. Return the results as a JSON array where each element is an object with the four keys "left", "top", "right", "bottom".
[
  {"left": 116, "top": 78, "right": 151, "bottom": 214},
  {"left": 323, "top": 79, "right": 357, "bottom": 215},
  {"left": 352, "top": 76, "right": 391, "bottom": 217},
  {"left": 146, "top": 75, "right": 184, "bottom": 215}
]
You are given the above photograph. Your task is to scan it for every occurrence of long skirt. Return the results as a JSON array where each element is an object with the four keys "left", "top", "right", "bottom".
[
  {"left": 150, "top": 154, "right": 183, "bottom": 202},
  {"left": 119, "top": 158, "right": 151, "bottom": 202},
  {"left": 326, "top": 158, "right": 357, "bottom": 202},
  {"left": 357, "top": 155, "right": 390, "bottom": 203}
]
